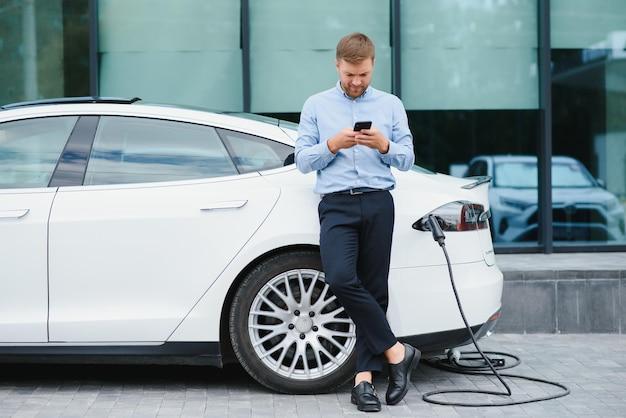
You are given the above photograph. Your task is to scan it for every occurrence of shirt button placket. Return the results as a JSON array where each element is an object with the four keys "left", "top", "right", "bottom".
[{"left": 352, "top": 99, "right": 358, "bottom": 177}]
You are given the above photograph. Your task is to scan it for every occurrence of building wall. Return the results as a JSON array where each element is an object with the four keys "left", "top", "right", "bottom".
[{"left": 1, "top": 0, "right": 625, "bottom": 251}]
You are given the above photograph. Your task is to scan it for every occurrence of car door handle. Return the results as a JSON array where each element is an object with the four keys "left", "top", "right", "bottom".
[
  {"left": 200, "top": 200, "right": 248, "bottom": 211},
  {"left": 0, "top": 209, "right": 30, "bottom": 219}
]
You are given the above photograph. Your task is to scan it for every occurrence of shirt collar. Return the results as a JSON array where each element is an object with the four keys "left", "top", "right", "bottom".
[{"left": 335, "top": 80, "right": 371, "bottom": 100}]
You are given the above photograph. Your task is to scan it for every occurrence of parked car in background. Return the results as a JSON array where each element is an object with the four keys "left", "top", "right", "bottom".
[
  {"left": 0, "top": 97, "right": 502, "bottom": 394},
  {"left": 463, "top": 155, "right": 626, "bottom": 242}
]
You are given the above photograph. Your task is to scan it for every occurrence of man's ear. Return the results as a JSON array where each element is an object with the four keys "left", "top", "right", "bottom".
[{"left": 335, "top": 59, "right": 340, "bottom": 71}]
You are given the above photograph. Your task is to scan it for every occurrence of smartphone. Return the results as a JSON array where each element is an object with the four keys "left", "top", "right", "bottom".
[{"left": 353, "top": 121, "right": 372, "bottom": 132}]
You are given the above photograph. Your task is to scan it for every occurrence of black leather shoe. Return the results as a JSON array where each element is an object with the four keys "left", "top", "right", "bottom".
[
  {"left": 385, "top": 343, "right": 421, "bottom": 405},
  {"left": 351, "top": 381, "right": 382, "bottom": 412}
]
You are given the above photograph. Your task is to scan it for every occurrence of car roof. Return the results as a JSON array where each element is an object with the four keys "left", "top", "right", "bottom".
[
  {"left": 0, "top": 96, "right": 142, "bottom": 109},
  {"left": 0, "top": 98, "right": 296, "bottom": 145}
]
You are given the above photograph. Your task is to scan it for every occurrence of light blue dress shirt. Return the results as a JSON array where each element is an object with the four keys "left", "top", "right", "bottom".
[{"left": 295, "top": 81, "right": 415, "bottom": 195}]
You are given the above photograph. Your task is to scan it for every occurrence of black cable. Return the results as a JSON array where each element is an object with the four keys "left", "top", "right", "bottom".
[
  {"left": 420, "top": 215, "right": 570, "bottom": 407},
  {"left": 430, "top": 350, "right": 520, "bottom": 372}
]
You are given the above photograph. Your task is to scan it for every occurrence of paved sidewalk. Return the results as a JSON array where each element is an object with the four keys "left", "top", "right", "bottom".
[
  {"left": 0, "top": 334, "right": 624, "bottom": 417},
  {"left": 495, "top": 252, "right": 626, "bottom": 272}
]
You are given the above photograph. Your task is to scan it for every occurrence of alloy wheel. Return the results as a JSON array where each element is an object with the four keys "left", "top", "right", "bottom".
[{"left": 248, "top": 269, "right": 356, "bottom": 380}]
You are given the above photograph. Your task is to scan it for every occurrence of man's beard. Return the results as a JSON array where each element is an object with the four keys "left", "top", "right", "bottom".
[{"left": 341, "top": 82, "right": 367, "bottom": 98}]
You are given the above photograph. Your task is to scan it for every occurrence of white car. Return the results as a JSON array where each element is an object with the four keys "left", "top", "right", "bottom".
[{"left": 0, "top": 98, "right": 502, "bottom": 394}]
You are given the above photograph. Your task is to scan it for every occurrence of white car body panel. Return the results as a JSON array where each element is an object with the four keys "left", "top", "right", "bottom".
[
  {"left": 48, "top": 173, "right": 279, "bottom": 342},
  {"left": 0, "top": 103, "right": 502, "bottom": 352},
  {"left": 169, "top": 167, "right": 501, "bottom": 342},
  {"left": 386, "top": 260, "right": 502, "bottom": 336},
  {"left": 0, "top": 188, "right": 56, "bottom": 342}
]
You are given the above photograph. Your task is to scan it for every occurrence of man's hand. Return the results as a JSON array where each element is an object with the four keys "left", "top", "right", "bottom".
[
  {"left": 327, "top": 128, "right": 358, "bottom": 154},
  {"left": 355, "top": 127, "right": 390, "bottom": 154}
]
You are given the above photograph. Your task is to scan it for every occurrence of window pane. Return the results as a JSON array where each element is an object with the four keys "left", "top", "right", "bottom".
[
  {"left": 0, "top": 116, "right": 77, "bottom": 189},
  {"left": 84, "top": 117, "right": 238, "bottom": 185},
  {"left": 249, "top": 0, "right": 391, "bottom": 112},
  {"left": 218, "top": 129, "right": 294, "bottom": 173},
  {"left": 0, "top": 0, "right": 89, "bottom": 104},
  {"left": 98, "top": 0, "right": 242, "bottom": 110},
  {"left": 402, "top": 1, "right": 540, "bottom": 248},
  {"left": 552, "top": 0, "right": 626, "bottom": 48},
  {"left": 551, "top": 0, "right": 626, "bottom": 244},
  {"left": 410, "top": 110, "right": 539, "bottom": 247},
  {"left": 401, "top": 0, "right": 538, "bottom": 110}
]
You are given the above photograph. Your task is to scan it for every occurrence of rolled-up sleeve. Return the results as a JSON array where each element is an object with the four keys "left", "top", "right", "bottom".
[
  {"left": 379, "top": 97, "right": 415, "bottom": 171},
  {"left": 295, "top": 98, "right": 336, "bottom": 174}
]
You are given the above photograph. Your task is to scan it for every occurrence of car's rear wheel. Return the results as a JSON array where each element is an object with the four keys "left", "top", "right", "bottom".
[{"left": 229, "top": 250, "right": 356, "bottom": 394}]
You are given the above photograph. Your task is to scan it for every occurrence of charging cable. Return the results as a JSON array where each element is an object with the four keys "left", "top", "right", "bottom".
[{"left": 420, "top": 214, "right": 570, "bottom": 407}]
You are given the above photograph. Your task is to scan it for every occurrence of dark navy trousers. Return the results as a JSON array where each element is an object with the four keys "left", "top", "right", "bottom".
[{"left": 318, "top": 190, "right": 398, "bottom": 373}]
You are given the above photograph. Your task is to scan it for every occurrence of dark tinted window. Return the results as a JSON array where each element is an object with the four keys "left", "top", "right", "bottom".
[
  {"left": 0, "top": 116, "right": 77, "bottom": 189},
  {"left": 84, "top": 117, "right": 238, "bottom": 185},
  {"left": 218, "top": 128, "right": 294, "bottom": 173}
]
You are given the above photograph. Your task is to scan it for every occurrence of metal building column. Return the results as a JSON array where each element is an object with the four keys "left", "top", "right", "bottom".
[
  {"left": 88, "top": 0, "right": 99, "bottom": 97},
  {"left": 538, "top": 0, "right": 553, "bottom": 253},
  {"left": 241, "top": 0, "right": 250, "bottom": 112},
  {"left": 391, "top": 0, "right": 401, "bottom": 98}
]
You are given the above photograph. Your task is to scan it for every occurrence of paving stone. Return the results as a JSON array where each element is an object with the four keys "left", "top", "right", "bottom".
[
  {"left": 0, "top": 334, "right": 625, "bottom": 416},
  {"left": 524, "top": 281, "right": 557, "bottom": 332},
  {"left": 496, "top": 281, "right": 525, "bottom": 332},
  {"left": 620, "top": 278, "right": 626, "bottom": 334},
  {"left": 588, "top": 279, "right": 620, "bottom": 332},
  {"left": 558, "top": 280, "right": 591, "bottom": 332}
]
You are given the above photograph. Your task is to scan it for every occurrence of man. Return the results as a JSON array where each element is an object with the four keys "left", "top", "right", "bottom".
[{"left": 295, "top": 33, "right": 419, "bottom": 412}]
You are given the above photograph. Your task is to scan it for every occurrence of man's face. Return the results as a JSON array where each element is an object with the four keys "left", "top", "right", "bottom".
[{"left": 336, "top": 58, "right": 374, "bottom": 99}]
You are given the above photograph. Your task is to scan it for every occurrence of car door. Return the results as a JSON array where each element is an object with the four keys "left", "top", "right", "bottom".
[
  {"left": 48, "top": 116, "right": 280, "bottom": 342},
  {"left": 0, "top": 116, "right": 77, "bottom": 342}
]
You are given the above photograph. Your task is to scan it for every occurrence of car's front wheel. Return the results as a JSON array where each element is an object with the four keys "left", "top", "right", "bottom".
[{"left": 229, "top": 250, "right": 356, "bottom": 394}]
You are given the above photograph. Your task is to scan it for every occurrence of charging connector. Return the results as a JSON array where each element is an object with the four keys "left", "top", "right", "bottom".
[
  {"left": 418, "top": 213, "right": 570, "bottom": 407},
  {"left": 426, "top": 215, "right": 446, "bottom": 246}
]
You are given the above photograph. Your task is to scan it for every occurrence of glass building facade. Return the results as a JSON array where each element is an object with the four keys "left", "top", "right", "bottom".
[{"left": 1, "top": 0, "right": 626, "bottom": 253}]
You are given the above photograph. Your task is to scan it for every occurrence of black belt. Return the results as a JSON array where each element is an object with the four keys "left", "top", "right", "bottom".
[{"left": 324, "top": 187, "right": 392, "bottom": 196}]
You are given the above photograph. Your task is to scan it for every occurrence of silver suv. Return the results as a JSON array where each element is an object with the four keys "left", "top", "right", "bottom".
[{"left": 464, "top": 155, "right": 626, "bottom": 242}]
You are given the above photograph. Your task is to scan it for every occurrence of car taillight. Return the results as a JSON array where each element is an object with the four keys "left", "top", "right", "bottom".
[{"left": 413, "top": 202, "right": 489, "bottom": 232}]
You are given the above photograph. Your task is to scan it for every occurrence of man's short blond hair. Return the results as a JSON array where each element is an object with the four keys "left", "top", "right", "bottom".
[{"left": 336, "top": 32, "right": 375, "bottom": 64}]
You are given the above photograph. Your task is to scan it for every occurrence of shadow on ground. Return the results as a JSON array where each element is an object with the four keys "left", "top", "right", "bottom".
[{"left": 0, "top": 363, "right": 266, "bottom": 389}]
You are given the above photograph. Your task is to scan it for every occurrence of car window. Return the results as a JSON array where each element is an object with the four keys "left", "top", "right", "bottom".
[
  {"left": 0, "top": 116, "right": 77, "bottom": 189},
  {"left": 467, "top": 161, "right": 487, "bottom": 177},
  {"left": 218, "top": 128, "right": 294, "bottom": 173},
  {"left": 84, "top": 116, "right": 238, "bottom": 185}
]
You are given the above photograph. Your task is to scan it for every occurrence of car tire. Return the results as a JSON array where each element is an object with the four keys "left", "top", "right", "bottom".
[{"left": 229, "top": 250, "right": 356, "bottom": 394}]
